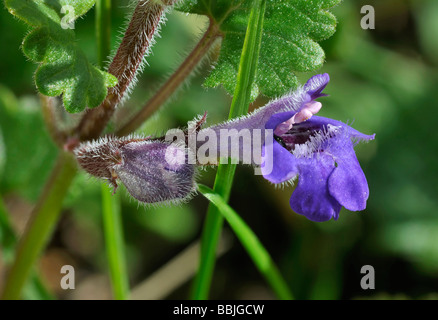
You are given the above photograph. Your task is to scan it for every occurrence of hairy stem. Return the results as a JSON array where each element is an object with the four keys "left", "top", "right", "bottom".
[
  {"left": 40, "top": 95, "right": 67, "bottom": 148},
  {"left": 116, "top": 21, "right": 221, "bottom": 136},
  {"left": 1, "top": 153, "right": 77, "bottom": 300},
  {"left": 76, "top": 0, "right": 180, "bottom": 141}
]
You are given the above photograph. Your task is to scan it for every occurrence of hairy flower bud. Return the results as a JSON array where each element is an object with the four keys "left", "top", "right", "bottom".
[{"left": 74, "top": 136, "right": 196, "bottom": 205}]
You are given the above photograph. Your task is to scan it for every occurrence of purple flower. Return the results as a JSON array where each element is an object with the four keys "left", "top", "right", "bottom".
[
  {"left": 260, "top": 74, "right": 375, "bottom": 222},
  {"left": 74, "top": 73, "right": 374, "bottom": 221}
]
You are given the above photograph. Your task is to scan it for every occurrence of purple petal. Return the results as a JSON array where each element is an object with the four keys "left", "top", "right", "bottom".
[
  {"left": 261, "top": 140, "right": 298, "bottom": 184},
  {"left": 328, "top": 136, "right": 369, "bottom": 211},
  {"left": 305, "top": 116, "right": 375, "bottom": 142},
  {"left": 265, "top": 110, "right": 297, "bottom": 130},
  {"left": 304, "top": 73, "right": 330, "bottom": 99},
  {"left": 290, "top": 155, "right": 341, "bottom": 222}
]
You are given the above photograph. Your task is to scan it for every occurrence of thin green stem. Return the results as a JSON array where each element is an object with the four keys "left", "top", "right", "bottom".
[
  {"left": 96, "top": 0, "right": 130, "bottom": 301},
  {"left": 1, "top": 153, "right": 77, "bottom": 300},
  {"left": 192, "top": 0, "right": 267, "bottom": 300},
  {"left": 198, "top": 185, "right": 293, "bottom": 300},
  {"left": 22, "top": 275, "right": 54, "bottom": 300},
  {"left": 0, "top": 197, "right": 53, "bottom": 300},
  {"left": 101, "top": 185, "right": 130, "bottom": 300},
  {"left": 0, "top": 196, "right": 16, "bottom": 263},
  {"left": 96, "top": 0, "right": 112, "bottom": 69},
  {"left": 191, "top": 164, "right": 234, "bottom": 299}
]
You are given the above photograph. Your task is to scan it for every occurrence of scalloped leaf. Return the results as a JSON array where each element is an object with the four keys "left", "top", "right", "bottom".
[
  {"left": 177, "top": 0, "right": 341, "bottom": 97},
  {"left": 5, "top": 0, "right": 117, "bottom": 113}
]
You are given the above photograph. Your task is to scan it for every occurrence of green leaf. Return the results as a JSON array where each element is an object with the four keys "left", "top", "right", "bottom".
[
  {"left": 0, "top": 86, "right": 57, "bottom": 200},
  {"left": 198, "top": 184, "right": 294, "bottom": 300},
  {"left": 177, "top": 0, "right": 341, "bottom": 97},
  {"left": 5, "top": 0, "right": 117, "bottom": 113}
]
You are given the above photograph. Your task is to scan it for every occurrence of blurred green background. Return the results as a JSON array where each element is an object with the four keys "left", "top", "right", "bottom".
[{"left": 1, "top": 0, "right": 438, "bottom": 299}]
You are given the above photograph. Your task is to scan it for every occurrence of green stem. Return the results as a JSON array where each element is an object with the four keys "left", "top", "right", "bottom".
[
  {"left": 0, "top": 197, "right": 53, "bottom": 300},
  {"left": 22, "top": 274, "right": 54, "bottom": 300},
  {"left": 191, "top": 0, "right": 266, "bottom": 300},
  {"left": 191, "top": 164, "right": 234, "bottom": 299},
  {"left": 96, "top": 0, "right": 112, "bottom": 69},
  {"left": 96, "top": 0, "right": 130, "bottom": 301},
  {"left": 198, "top": 185, "right": 293, "bottom": 300},
  {"left": 0, "top": 196, "right": 16, "bottom": 263},
  {"left": 1, "top": 153, "right": 77, "bottom": 300},
  {"left": 101, "top": 185, "right": 130, "bottom": 300}
]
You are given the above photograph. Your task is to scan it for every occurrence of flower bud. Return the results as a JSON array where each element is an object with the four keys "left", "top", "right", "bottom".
[
  {"left": 115, "top": 141, "right": 196, "bottom": 204},
  {"left": 74, "top": 136, "right": 196, "bottom": 205}
]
